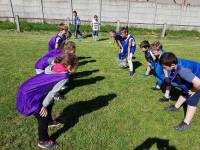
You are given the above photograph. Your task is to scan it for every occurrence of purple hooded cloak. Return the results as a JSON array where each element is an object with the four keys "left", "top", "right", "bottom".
[{"left": 16, "top": 71, "right": 69, "bottom": 117}]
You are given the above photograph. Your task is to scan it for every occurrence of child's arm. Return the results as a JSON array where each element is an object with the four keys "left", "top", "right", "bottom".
[
  {"left": 116, "top": 40, "right": 122, "bottom": 52},
  {"left": 192, "top": 76, "right": 200, "bottom": 90},
  {"left": 149, "top": 50, "right": 156, "bottom": 60},
  {"left": 41, "top": 79, "right": 68, "bottom": 116}
]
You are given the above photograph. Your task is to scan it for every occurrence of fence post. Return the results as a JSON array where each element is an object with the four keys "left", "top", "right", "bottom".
[
  {"left": 127, "top": 0, "right": 130, "bottom": 26},
  {"left": 40, "top": 0, "right": 45, "bottom": 24},
  {"left": 66, "top": 17, "right": 70, "bottom": 28},
  {"left": 161, "top": 23, "right": 167, "bottom": 38},
  {"left": 116, "top": 20, "right": 120, "bottom": 32},
  {"left": 70, "top": 0, "right": 73, "bottom": 24},
  {"left": 9, "top": 0, "right": 15, "bottom": 22},
  {"left": 99, "top": 0, "right": 102, "bottom": 31},
  {"left": 15, "top": 15, "right": 21, "bottom": 32}
]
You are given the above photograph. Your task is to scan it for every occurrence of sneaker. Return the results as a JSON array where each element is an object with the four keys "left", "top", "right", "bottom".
[
  {"left": 130, "top": 71, "right": 135, "bottom": 78},
  {"left": 175, "top": 121, "right": 190, "bottom": 131},
  {"left": 142, "top": 73, "right": 149, "bottom": 77},
  {"left": 48, "top": 120, "right": 61, "bottom": 128},
  {"left": 53, "top": 93, "right": 65, "bottom": 101},
  {"left": 164, "top": 105, "right": 179, "bottom": 111},
  {"left": 120, "top": 65, "right": 127, "bottom": 69},
  {"left": 159, "top": 96, "right": 170, "bottom": 102},
  {"left": 151, "top": 85, "right": 160, "bottom": 90},
  {"left": 38, "top": 140, "right": 58, "bottom": 149}
]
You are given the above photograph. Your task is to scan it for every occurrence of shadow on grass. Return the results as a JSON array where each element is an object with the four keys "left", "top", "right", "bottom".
[
  {"left": 70, "top": 69, "right": 99, "bottom": 79},
  {"left": 69, "top": 76, "right": 105, "bottom": 90},
  {"left": 79, "top": 60, "right": 96, "bottom": 66},
  {"left": 51, "top": 93, "right": 117, "bottom": 141},
  {"left": 133, "top": 61, "right": 142, "bottom": 70},
  {"left": 98, "top": 37, "right": 109, "bottom": 41},
  {"left": 134, "top": 137, "right": 176, "bottom": 150},
  {"left": 78, "top": 56, "right": 92, "bottom": 60},
  {"left": 83, "top": 33, "right": 92, "bottom": 38}
]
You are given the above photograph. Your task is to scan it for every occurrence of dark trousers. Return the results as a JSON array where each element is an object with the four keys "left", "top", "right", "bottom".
[
  {"left": 74, "top": 25, "right": 82, "bottom": 38},
  {"left": 34, "top": 102, "right": 54, "bottom": 141}
]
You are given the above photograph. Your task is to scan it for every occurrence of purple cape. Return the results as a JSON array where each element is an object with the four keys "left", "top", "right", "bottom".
[
  {"left": 48, "top": 35, "right": 57, "bottom": 51},
  {"left": 16, "top": 72, "right": 69, "bottom": 117},
  {"left": 35, "top": 48, "right": 64, "bottom": 70}
]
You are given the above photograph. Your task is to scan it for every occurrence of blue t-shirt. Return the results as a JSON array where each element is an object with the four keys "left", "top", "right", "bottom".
[{"left": 170, "top": 58, "right": 200, "bottom": 90}]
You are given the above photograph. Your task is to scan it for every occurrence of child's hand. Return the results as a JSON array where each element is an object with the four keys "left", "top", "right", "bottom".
[{"left": 40, "top": 106, "right": 48, "bottom": 117}]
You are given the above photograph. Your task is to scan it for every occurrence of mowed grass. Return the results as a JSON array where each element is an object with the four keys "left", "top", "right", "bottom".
[{"left": 0, "top": 29, "right": 200, "bottom": 150}]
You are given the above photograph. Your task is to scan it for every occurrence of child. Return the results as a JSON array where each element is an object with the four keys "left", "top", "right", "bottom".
[
  {"left": 35, "top": 41, "right": 76, "bottom": 74},
  {"left": 120, "top": 27, "right": 136, "bottom": 77},
  {"left": 140, "top": 40, "right": 154, "bottom": 76},
  {"left": 149, "top": 41, "right": 165, "bottom": 90},
  {"left": 159, "top": 52, "right": 200, "bottom": 131},
  {"left": 73, "top": 11, "right": 82, "bottom": 39},
  {"left": 91, "top": 15, "right": 100, "bottom": 41},
  {"left": 108, "top": 30, "right": 125, "bottom": 68},
  {"left": 48, "top": 23, "right": 68, "bottom": 51},
  {"left": 16, "top": 53, "right": 79, "bottom": 148}
]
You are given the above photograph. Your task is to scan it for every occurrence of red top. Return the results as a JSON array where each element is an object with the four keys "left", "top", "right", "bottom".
[{"left": 52, "top": 64, "right": 68, "bottom": 73}]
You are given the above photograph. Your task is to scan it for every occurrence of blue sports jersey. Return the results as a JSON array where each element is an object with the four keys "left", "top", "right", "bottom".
[
  {"left": 170, "top": 58, "right": 200, "bottom": 93},
  {"left": 145, "top": 50, "right": 154, "bottom": 63},
  {"left": 121, "top": 34, "right": 136, "bottom": 55}
]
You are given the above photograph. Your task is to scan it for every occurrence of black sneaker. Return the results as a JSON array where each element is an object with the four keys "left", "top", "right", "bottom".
[
  {"left": 164, "top": 105, "right": 179, "bottom": 111},
  {"left": 38, "top": 140, "right": 58, "bottom": 149},
  {"left": 130, "top": 71, "right": 135, "bottom": 78},
  {"left": 151, "top": 85, "right": 160, "bottom": 90},
  {"left": 159, "top": 96, "right": 170, "bottom": 102},
  {"left": 175, "top": 121, "right": 190, "bottom": 131},
  {"left": 48, "top": 121, "right": 61, "bottom": 128}
]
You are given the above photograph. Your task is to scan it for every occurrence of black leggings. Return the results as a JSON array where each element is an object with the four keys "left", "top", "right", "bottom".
[{"left": 34, "top": 102, "right": 54, "bottom": 141}]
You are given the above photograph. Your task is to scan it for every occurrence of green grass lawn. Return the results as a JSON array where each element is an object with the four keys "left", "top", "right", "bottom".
[{"left": 0, "top": 29, "right": 200, "bottom": 150}]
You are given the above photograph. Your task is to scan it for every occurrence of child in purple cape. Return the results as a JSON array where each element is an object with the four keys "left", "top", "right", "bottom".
[
  {"left": 16, "top": 53, "right": 78, "bottom": 149},
  {"left": 48, "top": 23, "right": 68, "bottom": 51},
  {"left": 35, "top": 41, "right": 76, "bottom": 74}
]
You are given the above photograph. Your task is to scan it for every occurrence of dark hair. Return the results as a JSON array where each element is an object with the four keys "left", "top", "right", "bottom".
[
  {"left": 159, "top": 52, "right": 178, "bottom": 66},
  {"left": 109, "top": 30, "right": 116, "bottom": 33},
  {"left": 54, "top": 52, "right": 79, "bottom": 72},
  {"left": 120, "top": 26, "right": 128, "bottom": 33},
  {"left": 73, "top": 10, "right": 77, "bottom": 14},
  {"left": 149, "top": 41, "right": 163, "bottom": 52},
  {"left": 140, "top": 40, "right": 150, "bottom": 49},
  {"left": 63, "top": 41, "right": 76, "bottom": 53},
  {"left": 66, "top": 31, "right": 72, "bottom": 39},
  {"left": 58, "top": 23, "right": 68, "bottom": 31}
]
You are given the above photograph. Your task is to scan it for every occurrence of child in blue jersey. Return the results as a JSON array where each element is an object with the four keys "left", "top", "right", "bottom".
[
  {"left": 73, "top": 11, "right": 82, "bottom": 39},
  {"left": 120, "top": 27, "right": 136, "bottom": 77},
  {"left": 140, "top": 40, "right": 155, "bottom": 76},
  {"left": 48, "top": 23, "right": 68, "bottom": 51},
  {"left": 109, "top": 30, "right": 125, "bottom": 67},
  {"left": 160, "top": 52, "right": 200, "bottom": 131}
]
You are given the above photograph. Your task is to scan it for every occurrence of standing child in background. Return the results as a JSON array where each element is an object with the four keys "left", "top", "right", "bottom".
[
  {"left": 16, "top": 53, "right": 79, "bottom": 149},
  {"left": 140, "top": 40, "right": 155, "bottom": 76},
  {"left": 73, "top": 11, "right": 82, "bottom": 39},
  {"left": 48, "top": 23, "right": 68, "bottom": 51},
  {"left": 91, "top": 15, "right": 100, "bottom": 41},
  {"left": 160, "top": 52, "right": 200, "bottom": 131},
  {"left": 35, "top": 41, "right": 76, "bottom": 74},
  {"left": 108, "top": 30, "right": 125, "bottom": 68},
  {"left": 120, "top": 27, "right": 136, "bottom": 77}
]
